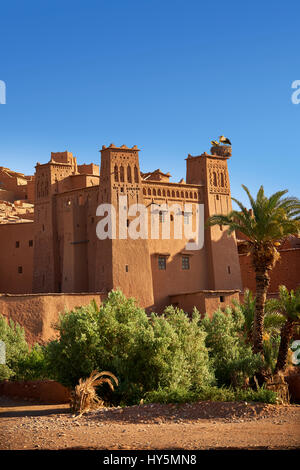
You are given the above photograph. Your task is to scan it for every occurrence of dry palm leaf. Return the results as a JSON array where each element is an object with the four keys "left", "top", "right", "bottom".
[{"left": 70, "top": 370, "right": 119, "bottom": 417}]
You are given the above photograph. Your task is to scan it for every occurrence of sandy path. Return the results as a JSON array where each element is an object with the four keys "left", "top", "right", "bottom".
[{"left": 0, "top": 397, "right": 299, "bottom": 450}]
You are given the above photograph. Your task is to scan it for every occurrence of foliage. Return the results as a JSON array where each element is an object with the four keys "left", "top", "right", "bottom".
[
  {"left": 144, "top": 384, "right": 277, "bottom": 405},
  {"left": 263, "top": 334, "right": 281, "bottom": 374},
  {"left": 0, "top": 314, "right": 28, "bottom": 381},
  {"left": 232, "top": 289, "right": 256, "bottom": 342},
  {"left": 206, "top": 185, "right": 300, "bottom": 243},
  {"left": 233, "top": 289, "right": 285, "bottom": 340},
  {"left": 206, "top": 184, "right": 300, "bottom": 356},
  {"left": 14, "top": 344, "right": 48, "bottom": 381},
  {"left": 46, "top": 291, "right": 214, "bottom": 404},
  {"left": 267, "top": 286, "right": 300, "bottom": 323},
  {"left": 200, "top": 307, "right": 263, "bottom": 388}
]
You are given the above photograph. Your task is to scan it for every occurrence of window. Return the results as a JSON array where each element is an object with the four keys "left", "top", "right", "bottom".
[
  {"left": 158, "top": 256, "right": 166, "bottom": 270},
  {"left": 18, "top": 266, "right": 23, "bottom": 274},
  {"left": 134, "top": 165, "right": 139, "bottom": 183},
  {"left": 114, "top": 165, "right": 119, "bottom": 182},
  {"left": 220, "top": 296, "right": 225, "bottom": 302},
  {"left": 159, "top": 211, "right": 165, "bottom": 223},
  {"left": 125, "top": 265, "right": 129, "bottom": 272},
  {"left": 227, "top": 265, "right": 231, "bottom": 274},
  {"left": 120, "top": 165, "right": 124, "bottom": 182},
  {"left": 182, "top": 256, "right": 190, "bottom": 270},
  {"left": 29, "top": 240, "right": 33, "bottom": 247},
  {"left": 127, "top": 165, "right": 132, "bottom": 183},
  {"left": 16, "top": 241, "right": 20, "bottom": 248}
]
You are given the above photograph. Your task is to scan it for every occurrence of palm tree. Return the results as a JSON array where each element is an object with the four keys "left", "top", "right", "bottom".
[
  {"left": 206, "top": 185, "right": 300, "bottom": 358},
  {"left": 232, "top": 289, "right": 285, "bottom": 344},
  {"left": 267, "top": 286, "right": 300, "bottom": 374}
]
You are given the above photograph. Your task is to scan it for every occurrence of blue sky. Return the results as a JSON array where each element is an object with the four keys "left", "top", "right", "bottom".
[{"left": 0, "top": 0, "right": 299, "bottom": 206}]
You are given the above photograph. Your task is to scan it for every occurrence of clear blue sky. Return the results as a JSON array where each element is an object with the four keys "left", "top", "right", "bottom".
[{"left": 1, "top": 0, "right": 299, "bottom": 206}]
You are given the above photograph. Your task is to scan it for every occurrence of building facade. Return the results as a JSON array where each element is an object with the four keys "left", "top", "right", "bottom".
[{"left": 0, "top": 143, "right": 243, "bottom": 313}]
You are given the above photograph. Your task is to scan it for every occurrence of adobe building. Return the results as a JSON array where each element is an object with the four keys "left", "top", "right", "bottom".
[{"left": 0, "top": 142, "right": 242, "bottom": 324}]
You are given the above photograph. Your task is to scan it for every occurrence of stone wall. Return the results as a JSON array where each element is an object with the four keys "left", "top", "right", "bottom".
[{"left": 0, "top": 292, "right": 104, "bottom": 345}]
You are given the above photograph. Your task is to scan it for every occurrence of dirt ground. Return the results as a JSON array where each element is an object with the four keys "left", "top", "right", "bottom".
[{"left": 0, "top": 396, "right": 300, "bottom": 450}]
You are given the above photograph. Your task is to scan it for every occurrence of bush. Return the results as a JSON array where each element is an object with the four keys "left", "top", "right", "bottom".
[
  {"left": 200, "top": 308, "right": 263, "bottom": 388},
  {"left": 15, "top": 344, "right": 48, "bottom": 381},
  {"left": 0, "top": 314, "right": 29, "bottom": 380},
  {"left": 46, "top": 291, "right": 214, "bottom": 404},
  {"left": 144, "top": 384, "right": 277, "bottom": 405}
]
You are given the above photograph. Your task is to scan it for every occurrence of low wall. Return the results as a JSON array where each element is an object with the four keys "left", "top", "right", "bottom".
[
  {"left": 0, "top": 292, "right": 105, "bottom": 345},
  {"left": 0, "top": 380, "right": 70, "bottom": 404},
  {"left": 169, "top": 290, "right": 240, "bottom": 317}
]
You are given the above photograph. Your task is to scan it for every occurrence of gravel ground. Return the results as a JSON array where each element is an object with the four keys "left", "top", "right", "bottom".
[{"left": 0, "top": 397, "right": 300, "bottom": 450}]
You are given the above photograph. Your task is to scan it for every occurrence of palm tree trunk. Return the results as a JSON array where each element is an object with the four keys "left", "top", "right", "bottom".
[
  {"left": 274, "top": 318, "right": 294, "bottom": 374},
  {"left": 253, "top": 269, "right": 270, "bottom": 356}
]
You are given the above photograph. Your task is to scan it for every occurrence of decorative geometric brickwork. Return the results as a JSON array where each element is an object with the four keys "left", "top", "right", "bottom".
[{"left": 208, "top": 162, "right": 230, "bottom": 195}]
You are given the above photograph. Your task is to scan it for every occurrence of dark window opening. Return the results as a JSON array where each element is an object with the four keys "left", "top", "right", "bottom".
[
  {"left": 158, "top": 256, "right": 166, "bottom": 270},
  {"left": 120, "top": 165, "right": 125, "bottom": 182},
  {"left": 16, "top": 241, "right": 20, "bottom": 248},
  {"left": 227, "top": 265, "right": 231, "bottom": 274},
  {"left": 29, "top": 240, "right": 33, "bottom": 247},
  {"left": 18, "top": 266, "right": 23, "bottom": 274},
  {"left": 125, "top": 265, "right": 129, "bottom": 272},
  {"left": 182, "top": 256, "right": 190, "bottom": 270},
  {"left": 220, "top": 296, "right": 225, "bottom": 302}
]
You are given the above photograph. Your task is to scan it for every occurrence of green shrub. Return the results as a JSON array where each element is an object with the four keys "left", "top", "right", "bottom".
[
  {"left": 144, "top": 384, "right": 277, "bottom": 405},
  {"left": 200, "top": 308, "right": 263, "bottom": 388},
  {"left": 0, "top": 314, "right": 29, "bottom": 381},
  {"left": 15, "top": 344, "right": 48, "bottom": 381},
  {"left": 263, "top": 334, "right": 281, "bottom": 374},
  {"left": 45, "top": 291, "right": 214, "bottom": 404}
]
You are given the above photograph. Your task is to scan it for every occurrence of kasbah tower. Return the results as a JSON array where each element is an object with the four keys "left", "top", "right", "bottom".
[{"left": 0, "top": 141, "right": 242, "bottom": 320}]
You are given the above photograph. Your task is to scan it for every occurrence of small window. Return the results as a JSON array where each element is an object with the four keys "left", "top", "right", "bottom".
[
  {"left": 91, "top": 217, "right": 94, "bottom": 224},
  {"left": 125, "top": 265, "right": 129, "bottom": 272},
  {"left": 220, "top": 296, "right": 225, "bottom": 302},
  {"left": 227, "top": 265, "right": 231, "bottom": 274},
  {"left": 29, "top": 240, "right": 33, "bottom": 247},
  {"left": 182, "top": 256, "right": 190, "bottom": 270},
  {"left": 16, "top": 241, "right": 20, "bottom": 248},
  {"left": 18, "top": 266, "right": 23, "bottom": 274},
  {"left": 158, "top": 256, "right": 166, "bottom": 270},
  {"left": 159, "top": 211, "right": 165, "bottom": 223}
]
